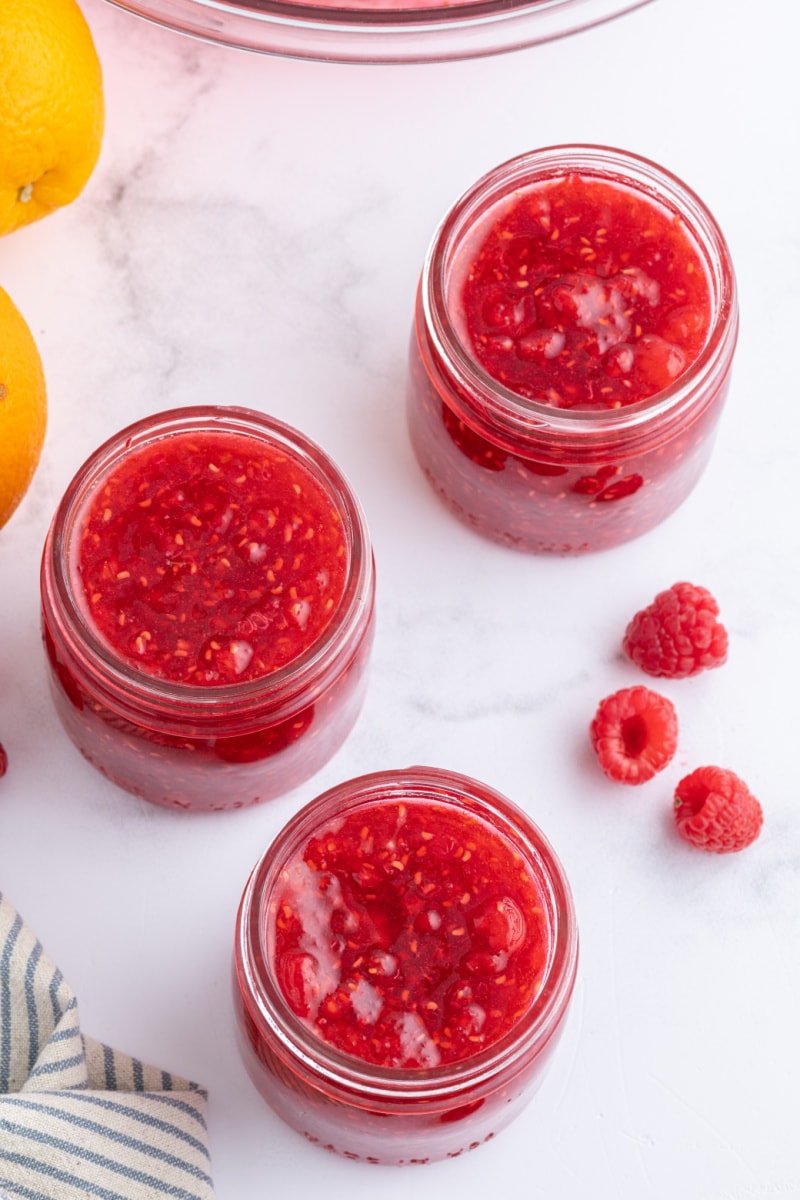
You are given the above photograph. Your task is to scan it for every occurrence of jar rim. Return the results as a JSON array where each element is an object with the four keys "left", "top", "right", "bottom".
[
  {"left": 420, "top": 144, "right": 738, "bottom": 450},
  {"left": 235, "top": 766, "right": 579, "bottom": 1099},
  {"left": 41, "top": 405, "right": 374, "bottom": 728}
]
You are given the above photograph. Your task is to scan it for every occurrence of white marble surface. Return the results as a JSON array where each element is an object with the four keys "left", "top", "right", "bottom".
[{"left": 1, "top": 0, "right": 798, "bottom": 1195}]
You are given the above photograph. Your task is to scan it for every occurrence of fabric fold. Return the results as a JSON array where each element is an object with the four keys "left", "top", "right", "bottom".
[{"left": 0, "top": 891, "right": 214, "bottom": 1200}]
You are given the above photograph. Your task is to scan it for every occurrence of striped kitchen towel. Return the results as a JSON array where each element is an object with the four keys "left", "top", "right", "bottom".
[{"left": 0, "top": 891, "right": 215, "bottom": 1200}]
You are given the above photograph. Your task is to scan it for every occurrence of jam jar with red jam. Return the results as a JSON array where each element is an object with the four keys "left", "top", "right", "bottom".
[
  {"left": 407, "top": 145, "right": 738, "bottom": 554},
  {"left": 234, "top": 767, "right": 578, "bottom": 1163},
  {"left": 40, "top": 406, "right": 375, "bottom": 811}
]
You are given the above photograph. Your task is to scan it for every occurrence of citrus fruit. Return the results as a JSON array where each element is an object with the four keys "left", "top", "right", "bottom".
[
  {"left": 0, "top": 286, "right": 47, "bottom": 528},
  {"left": 0, "top": 0, "right": 104, "bottom": 236}
]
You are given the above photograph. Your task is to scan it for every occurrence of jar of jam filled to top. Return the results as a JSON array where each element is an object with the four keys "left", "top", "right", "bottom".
[
  {"left": 234, "top": 766, "right": 578, "bottom": 1163},
  {"left": 41, "top": 406, "right": 376, "bottom": 811},
  {"left": 407, "top": 145, "right": 738, "bottom": 554}
]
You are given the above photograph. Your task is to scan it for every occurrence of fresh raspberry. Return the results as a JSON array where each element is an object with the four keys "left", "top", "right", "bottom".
[
  {"left": 590, "top": 686, "right": 678, "bottom": 784},
  {"left": 0, "top": 743, "right": 6, "bottom": 778},
  {"left": 674, "top": 766, "right": 763, "bottom": 853},
  {"left": 622, "top": 582, "right": 728, "bottom": 678}
]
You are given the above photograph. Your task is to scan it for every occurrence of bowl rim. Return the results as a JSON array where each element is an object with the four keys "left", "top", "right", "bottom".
[{"left": 104, "top": 0, "right": 654, "bottom": 65}]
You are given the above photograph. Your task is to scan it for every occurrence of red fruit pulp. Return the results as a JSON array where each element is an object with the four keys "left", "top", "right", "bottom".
[
  {"left": 457, "top": 174, "right": 711, "bottom": 409},
  {"left": 76, "top": 431, "right": 348, "bottom": 685},
  {"left": 271, "top": 798, "right": 550, "bottom": 1068}
]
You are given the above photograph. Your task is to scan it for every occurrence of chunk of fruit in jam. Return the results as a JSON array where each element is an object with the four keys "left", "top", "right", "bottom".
[
  {"left": 272, "top": 799, "right": 550, "bottom": 1068},
  {"left": 458, "top": 174, "right": 711, "bottom": 410},
  {"left": 76, "top": 431, "right": 347, "bottom": 686}
]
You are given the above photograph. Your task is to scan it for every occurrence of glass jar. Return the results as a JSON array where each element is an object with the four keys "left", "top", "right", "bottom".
[
  {"left": 233, "top": 766, "right": 578, "bottom": 1164},
  {"left": 40, "top": 406, "right": 376, "bottom": 812},
  {"left": 407, "top": 145, "right": 738, "bottom": 554}
]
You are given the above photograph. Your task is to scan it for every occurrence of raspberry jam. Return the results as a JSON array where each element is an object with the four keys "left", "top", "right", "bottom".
[
  {"left": 407, "top": 146, "right": 738, "bottom": 554},
  {"left": 77, "top": 430, "right": 347, "bottom": 686},
  {"left": 234, "top": 768, "right": 578, "bottom": 1164},
  {"left": 41, "top": 407, "right": 375, "bottom": 811},
  {"left": 459, "top": 175, "right": 710, "bottom": 409}
]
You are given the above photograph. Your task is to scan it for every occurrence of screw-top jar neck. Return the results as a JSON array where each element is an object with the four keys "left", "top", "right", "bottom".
[
  {"left": 235, "top": 767, "right": 578, "bottom": 1102},
  {"left": 420, "top": 145, "right": 738, "bottom": 460},
  {"left": 41, "top": 405, "right": 374, "bottom": 736}
]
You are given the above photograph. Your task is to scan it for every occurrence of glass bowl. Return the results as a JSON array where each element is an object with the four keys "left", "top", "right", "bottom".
[{"left": 105, "top": 0, "right": 652, "bottom": 64}]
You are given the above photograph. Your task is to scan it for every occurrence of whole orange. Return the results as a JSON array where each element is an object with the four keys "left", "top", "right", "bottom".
[
  {"left": 0, "top": 286, "right": 47, "bottom": 528},
  {"left": 0, "top": 0, "right": 104, "bottom": 235}
]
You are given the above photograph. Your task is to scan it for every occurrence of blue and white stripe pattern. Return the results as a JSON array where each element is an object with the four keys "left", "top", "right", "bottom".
[{"left": 0, "top": 892, "right": 214, "bottom": 1200}]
